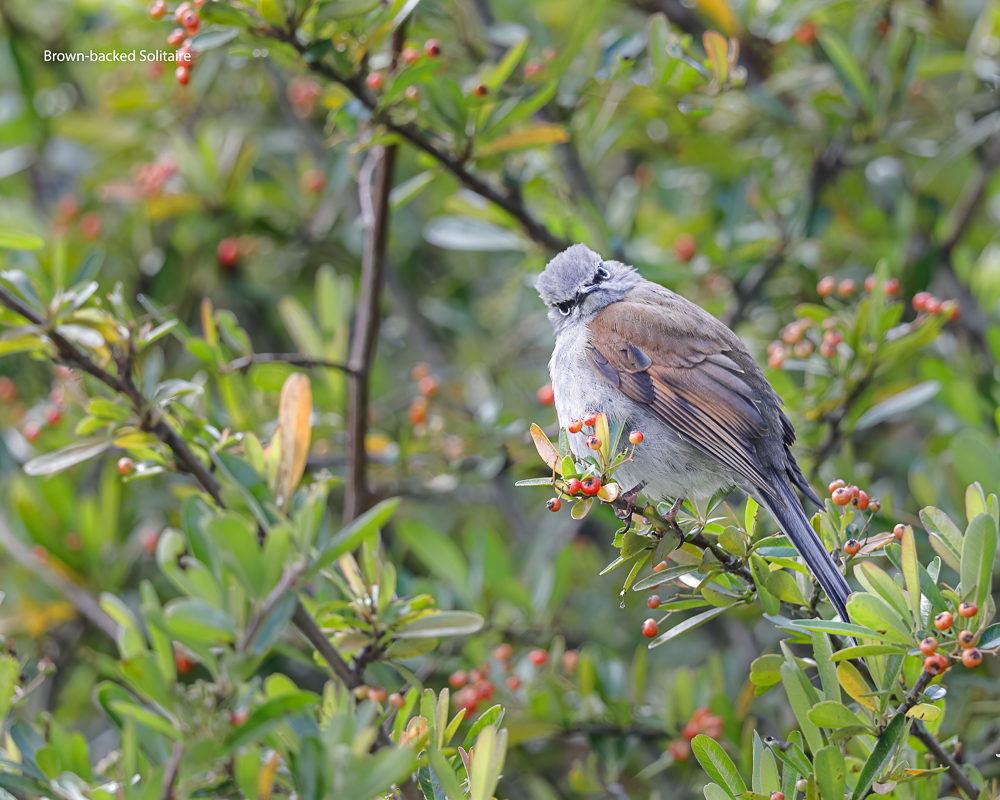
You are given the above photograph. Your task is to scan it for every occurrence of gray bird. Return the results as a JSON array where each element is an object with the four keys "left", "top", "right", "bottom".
[{"left": 536, "top": 244, "right": 852, "bottom": 621}]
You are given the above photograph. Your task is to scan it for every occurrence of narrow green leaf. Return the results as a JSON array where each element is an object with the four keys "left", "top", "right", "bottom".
[
  {"left": 961, "top": 513, "right": 997, "bottom": 609},
  {"left": 780, "top": 663, "right": 824, "bottom": 753},
  {"left": 648, "top": 606, "right": 729, "bottom": 648},
  {"left": 692, "top": 734, "right": 746, "bottom": 798},
  {"left": 850, "top": 712, "right": 907, "bottom": 799},
  {"left": 814, "top": 745, "right": 846, "bottom": 800}
]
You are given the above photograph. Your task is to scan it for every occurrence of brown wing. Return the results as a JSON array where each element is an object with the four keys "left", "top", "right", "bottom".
[{"left": 587, "top": 287, "right": 781, "bottom": 498}]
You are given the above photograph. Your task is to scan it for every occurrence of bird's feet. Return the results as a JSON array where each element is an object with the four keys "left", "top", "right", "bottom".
[
  {"left": 663, "top": 496, "right": 686, "bottom": 541},
  {"left": 612, "top": 481, "right": 648, "bottom": 529}
]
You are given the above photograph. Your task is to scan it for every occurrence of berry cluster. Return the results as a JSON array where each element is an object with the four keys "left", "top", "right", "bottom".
[
  {"left": 8, "top": 378, "right": 66, "bottom": 444},
  {"left": 51, "top": 194, "right": 102, "bottom": 240},
  {"left": 920, "top": 602, "right": 988, "bottom": 674},
  {"left": 363, "top": 39, "right": 442, "bottom": 103},
  {"left": 149, "top": 0, "right": 203, "bottom": 86},
  {"left": 912, "top": 291, "right": 959, "bottom": 319},
  {"left": 681, "top": 705, "right": 724, "bottom": 741},
  {"left": 408, "top": 363, "right": 438, "bottom": 428}
]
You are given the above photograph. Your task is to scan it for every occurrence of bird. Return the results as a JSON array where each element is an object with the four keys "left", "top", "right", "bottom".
[{"left": 535, "top": 244, "right": 852, "bottom": 621}]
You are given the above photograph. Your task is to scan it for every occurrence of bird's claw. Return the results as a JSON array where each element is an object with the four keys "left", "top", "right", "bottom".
[
  {"left": 663, "top": 496, "right": 685, "bottom": 541},
  {"left": 612, "top": 481, "right": 648, "bottom": 530}
]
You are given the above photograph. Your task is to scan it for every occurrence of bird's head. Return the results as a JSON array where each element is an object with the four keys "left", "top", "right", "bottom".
[{"left": 535, "top": 244, "right": 639, "bottom": 330}]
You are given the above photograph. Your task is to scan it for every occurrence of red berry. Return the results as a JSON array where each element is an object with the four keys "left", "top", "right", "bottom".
[
  {"left": 962, "top": 648, "right": 983, "bottom": 668},
  {"left": 913, "top": 291, "right": 931, "bottom": 312},
  {"left": 456, "top": 686, "right": 479, "bottom": 713},
  {"left": 180, "top": 9, "right": 199, "bottom": 33},
  {"left": 506, "top": 676, "right": 521, "bottom": 690},
  {"left": 629, "top": 430, "right": 644, "bottom": 444},
  {"left": 828, "top": 479, "right": 846, "bottom": 492},
  {"left": 492, "top": 643, "right": 512, "bottom": 661},
  {"left": 229, "top": 709, "right": 249, "bottom": 726},
  {"left": 23, "top": 422, "right": 41, "bottom": 442},
  {"left": 642, "top": 618, "right": 659, "bottom": 638},
  {"left": 819, "top": 341, "right": 837, "bottom": 358},
  {"left": 448, "top": 670, "right": 467, "bottom": 688},
  {"left": 118, "top": 457, "right": 135, "bottom": 475},
  {"left": 958, "top": 630, "right": 977, "bottom": 648},
  {"left": 832, "top": 487, "right": 852, "bottom": 506},
  {"left": 536, "top": 383, "right": 555, "bottom": 405},
  {"left": 217, "top": 238, "right": 239, "bottom": 269},
  {"left": 794, "top": 21, "right": 817, "bottom": 44},
  {"left": 175, "top": 65, "right": 191, "bottom": 85},
  {"left": 562, "top": 649, "right": 579, "bottom": 672},
  {"left": 174, "top": 2, "right": 192, "bottom": 22},
  {"left": 301, "top": 169, "right": 325, "bottom": 194},
  {"left": 167, "top": 28, "right": 186, "bottom": 48},
  {"left": 149, "top": 0, "right": 167, "bottom": 19},
  {"left": 401, "top": 46, "right": 420, "bottom": 65},
  {"left": 844, "top": 539, "right": 861, "bottom": 555},
  {"left": 389, "top": 692, "right": 406, "bottom": 709},
  {"left": 141, "top": 529, "right": 159, "bottom": 554},
  {"left": 817, "top": 276, "right": 836, "bottom": 297},
  {"left": 838, "top": 279, "right": 855, "bottom": 296},
  {"left": 529, "top": 649, "right": 548, "bottom": 666},
  {"left": 0, "top": 377, "right": 15, "bottom": 402},
  {"left": 565, "top": 478, "right": 583, "bottom": 495},
  {"left": 864, "top": 274, "right": 877, "bottom": 292},
  {"left": 424, "top": 38, "right": 441, "bottom": 57},
  {"left": 647, "top": 594, "right": 661, "bottom": 609},
  {"left": 919, "top": 637, "right": 938, "bottom": 655},
  {"left": 582, "top": 412, "right": 599, "bottom": 427},
  {"left": 408, "top": 397, "right": 428, "bottom": 425},
  {"left": 673, "top": 233, "right": 696, "bottom": 262},
  {"left": 568, "top": 419, "right": 583, "bottom": 433},
  {"left": 524, "top": 61, "right": 543, "bottom": 77},
  {"left": 546, "top": 497, "right": 561, "bottom": 512},
  {"left": 473, "top": 83, "right": 487, "bottom": 97},
  {"left": 585, "top": 435, "right": 602, "bottom": 450},
  {"left": 668, "top": 740, "right": 690, "bottom": 760},
  {"left": 469, "top": 668, "right": 484, "bottom": 684},
  {"left": 366, "top": 71, "right": 384, "bottom": 91},
  {"left": 767, "top": 349, "right": 784, "bottom": 369},
  {"left": 80, "top": 212, "right": 102, "bottom": 240},
  {"left": 653, "top": 560, "right": 669, "bottom": 572},
  {"left": 369, "top": 687, "right": 387, "bottom": 704},
  {"left": 474, "top": 680, "right": 493, "bottom": 699},
  {"left": 893, "top": 523, "right": 909, "bottom": 541},
  {"left": 959, "top": 601, "right": 978, "bottom": 618},
  {"left": 856, "top": 490, "right": 869, "bottom": 510},
  {"left": 925, "top": 296, "right": 942, "bottom": 315},
  {"left": 417, "top": 376, "right": 438, "bottom": 397},
  {"left": 882, "top": 278, "right": 899, "bottom": 295},
  {"left": 174, "top": 643, "right": 193, "bottom": 674},
  {"left": 580, "top": 477, "right": 601, "bottom": 496},
  {"left": 924, "top": 654, "right": 947, "bottom": 675},
  {"left": 770, "top": 793, "right": 785, "bottom": 800},
  {"left": 934, "top": 611, "right": 953, "bottom": 631},
  {"left": 45, "top": 405, "right": 61, "bottom": 425}
]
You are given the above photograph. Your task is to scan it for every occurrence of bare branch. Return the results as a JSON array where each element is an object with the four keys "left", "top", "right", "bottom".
[
  {"left": 158, "top": 741, "right": 184, "bottom": 800},
  {"left": 222, "top": 353, "right": 358, "bottom": 375}
]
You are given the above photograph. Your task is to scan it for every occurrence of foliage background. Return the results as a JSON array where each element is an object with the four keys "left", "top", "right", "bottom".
[{"left": 0, "top": 0, "right": 999, "bottom": 797}]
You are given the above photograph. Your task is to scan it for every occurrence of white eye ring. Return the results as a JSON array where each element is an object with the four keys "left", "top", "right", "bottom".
[{"left": 557, "top": 301, "right": 574, "bottom": 316}]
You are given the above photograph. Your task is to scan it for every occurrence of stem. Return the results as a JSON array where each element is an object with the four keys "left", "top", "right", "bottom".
[
  {"left": 223, "top": 353, "right": 358, "bottom": 375},
  {"left": 158, "top": 741, "right": 184, "bottom": 800},
  {"left": 912, "top": 722, "right": 980, "bottom": 800}
]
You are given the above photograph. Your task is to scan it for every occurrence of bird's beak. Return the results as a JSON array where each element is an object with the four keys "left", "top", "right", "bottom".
[{"left": 581, "top": 283, "right": 602, "bottom": 295}]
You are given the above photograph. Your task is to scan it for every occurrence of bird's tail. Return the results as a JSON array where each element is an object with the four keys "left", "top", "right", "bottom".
[{"left": 759, "top": 483, "right": 852, "bottom": 622}]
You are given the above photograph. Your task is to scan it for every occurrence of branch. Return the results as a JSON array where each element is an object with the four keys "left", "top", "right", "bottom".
[
  {"left": 291, "top": 602, "right": 358, "bottom": 687},
  {"left": 0, "top": 511, "right": 118, "bottom": 640},
  {"left": 222, "top": 353, "right": 358, "bottom": 375},
  {"left": 273, "top": 30, "right": 570, "bottom": 252},
  {"left": 912, "top": 722, "right": 980, "bottom": 800},
  {"left": 157, "top": 741, "right": 184, "bottom": 800}
]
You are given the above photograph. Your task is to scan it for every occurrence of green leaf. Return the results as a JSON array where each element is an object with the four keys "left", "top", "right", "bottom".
[
  {"left": 164, "top": 598, "right": 236, "bottom": 642},
  {"left": 752, "top": 730, "right": 780, "bottom": 794},
  {"left": 190, "top": 27, "right": 239, "bottom": 51},
  {"left": 428, "top": 744, "right": 469, "bottom": 800},
  {"left": 905, "top": 704, "right": 942, "bottom": 722},
  {"left": 632, "top": 563, "right": 700, "bottom": 590},
  {"left": 0, "top": 228, "right": 43, "bottom": 250},
  {"left": 979, "top": 622, "right": 1000, "bottom": 650},
  {"left": 791, "top": 618, "right": 901, "bottom": 642},
  {"left": 920, "top": 506, "right": 963, "bottom": 572},
  {"left": 853, "top": 562, "right": 912, "bottom": 625},
  {"left": 108, "top": 700, "right": 181, "bottom": 739},
  {"left": 810, "top": 632, "right": 840, "bottom": 703},
  {"left": 463, "top": 704, "right": 503, "bottom": 748},
  {"left": 960, "top": 513, "right": 996, "bottom": 609},
  {"left": 199, "top": 1, "right": 255, "bottom": 25},
  {"left": 314, "top": 498, "right": 400, "bottom": 572},
  {"left": 814, "top": 745, "right": 846, "bottom": 800},
  {"left": 850, "top": 711, "right": 907, "bottom": 799},
  {"left": 646, "top": 13, "right": 672, "bottom": 85},
  {"left": 23, "top": 438, "right": 112, "bottom": 476},
  {"left": 844, "top": 593, "right": 914, "bottom": 644},
  {"left": 224, "top": 692, "right": 319, "bottom": 750},
  {"left": 765, "top": 570, "right": 807, "bottom": 606},
  {"left": 0, "top": 655, "right": 19, "bottom": 720},
  {"left": 780, "top": 663, "right": 824, "bottom": 754},
  {"left": 395, "top": 610, "right": 484, "bottom": 639},
  {"left": 807, "top": 701, "right": 867, "bottom": 729},
  {"left": 647, "top": 606, "right": 729, "bottom": 648},
  {"left": 900, "top": 528, "right": 922, "bottom": 626},
  {"left": 818, "top": 30, "right": 873, "bottom": 114},
  {"left": 829, "top": 644, "right": 907, "bottom": 661},
  {"left": 692, "top": 734, "right": 746, "bottom": 798},
  {"left": 395, "top": 519, "right": 469, "bottom": 596}
]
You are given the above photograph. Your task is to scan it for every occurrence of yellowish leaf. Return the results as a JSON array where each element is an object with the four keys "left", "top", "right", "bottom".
[
  {"left": 594, "top": 413, "right": 611, "bottom": 464},
  {"left": 277, "top": 373, "right": 312, "bottom": 505},
  {"left": 695, "top": 0, "right": 737, "bottom": 35},
  {"left": 597, "top": 482, "right": 620, "bottom": 502},
  {"left": 703, "top": 31, "right": 729, "bottom": 82},
  {"left": 146, "top": 192, "right": 201, "bottom": 222},
  {"left": 259, "top": 750, "right": 279, "bottom": 800},
  {"left": 201, "top": 297, "right": 217, "bottom": 346},
  {"left": 905, "top": 704, "right": 942, "bottom": 722},
  {"left": 114, "top": 432, "right": 161, "bottom": 449},
  {"left": 572, "top": 498, "right": 593, "bottom": 519},
  {"left": 478, "top": 125, "right": 569, "bottom": 157},
  {"left": 837, "top": 662, "right": 877, "bottom": 710},
  {"left": 529, "top": 424, "right": 561, "bottom": 474}
]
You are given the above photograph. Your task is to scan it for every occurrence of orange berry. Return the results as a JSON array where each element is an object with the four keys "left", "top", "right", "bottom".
[
  {"left": 770, "top": 794, "right": 785, "bottom": 800},
  {"left": 817, "top": 276, "right": 836, "bottom": 296},
  {"left": 117, "top": 457, "right": 134, "bottom": 475},
  {"left": 647, "top": 594, "right": 661, "bottom": 609},
  {"left": 793, "top": 21, "right": 817, "bottom": 44},
  {"left": 408, "top": 397, "right": 428, "bottom": 425},
  {"left": 506, "top": 676, "right": 521, "bottom": 690},
  {"left": 546, "top": 497, "right": 561, "bottom": 512},
  {"left": 585, "top": 435, "right": 602, "bottom": 450},
  {"left": 962, "top": 648, "right": 983, "bottom": 668},
  {"left": 832, "top": 487, "right": 852, "bottom": 506},
  {"left": 529, "top": 649, "right": 548, "bottom": 666},
  {"left": 882, "top": 278, "right": 899, "bottom": 295},
  {"left": 80, "top": 211, "right": 102, "bottom": 239},
  {"left": 410, "top": 363, "right": 430, "bottom": 381},
  {"left": 417, "top": 375, "right": 438, "bottom": 397},
  {"left": 767, "top": 349, "right": 784, "bottom": 369},
  {"left": 864, "top": 274, "right": 877, "bottom": 292},
  {"left": 642, "top": 618, "right": 659, "bottom": 638},
  {"left": 455, "top": 686, "right": 479, "bottom": 713},
  {"left": 673, "top": 233, "right": 696, "bottom": 262},
  {"left": 919, "top": 637, "right": 938, "bottom": 655},
  {"left": 180, "top": 8, "right": 199, "bottom": 33},
  {"left": 958, "top": 630, "right": 977, "bottom": 648},
  {"left": 844, "top": 539, "right": 861, "bottom": 555},
  {"left": 369, "top": 687, "right": 387, "bottom": 704},
  {"left": 173, "top": 2, "right": 192, "bottom": 22},
  {"left": 653, "top": 561, "right": 669, "bottom": 572},
  {"left": 149, "top": 0, "right": 167, "bottom": 19},
  {"left": 583, "top": 412, "right": 599, "bottom": 427},
  {"left": 537, "top": 383, "right": 555, "bottom": 405},
  {"left": 473, "top": 83, "right": 487, "bottom": 97},
  {"left": 568, "top": 419, "right": 583, "bottom": 433},
  {"left": 301, "top": 169, "right": 325, "bottom": 194},
  {"left": 401, "top": 46, "right": 420, "bottom": 65},
  {"left": 819, "top": 341, "right": 837, "bottom": 358},
  {"left": 838, "top": 279, "right": 855, "bottom": 296},
  {"left": 893, "top": 523, "right": 910, "bottom": 541},
  {"left": 167, "top": 28, "right": 186, "bottom": 48},
  {"left": 793, "top": 339, "right": 814, "bottom": 358},
  {"left": 924, "top": 654, "right": 948, "bottom": 675},
  {"left": 925, "top": 296, "right": 942, "bottom": 315},
  {"left": 580, "top": 477, "right": 601, "bottom": 496},
  {"left": 389, "top": 692, "right": 406, "bottom": 709},
  {"left": 934, "top": 611, "right": 953, "bottom": 631},
  {"left": 856, "top": 490, "right": 869, "bottom": 510},
  {"left": 562, "top": 649, "right": 579, "bottom": 671},
  {"left": 959, "top": 601, "right": 977, "bottom": 618},
  {"left": 629, "top": 430, "right": 644, "bottom": 444},
  {"left": 828, "top": 479, "right": 846, "bottom": 492}
]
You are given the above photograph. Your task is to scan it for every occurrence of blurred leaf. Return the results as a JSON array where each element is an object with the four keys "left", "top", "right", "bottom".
[
  {"left": 477, "top": 125, "right": 569, "bottom": 157},
  {"left": 277, "top": 373, "right": 312, "bottom": 505},
  {"left": 818, "top": 30, "right": 873, "bottom": 114},
  {"left": 191, "top": 28, "right": 240, "bottom": 52},
  {"left": 0, "top": 228, "right": 43, "bottom": 250},
  {"left": 648, "top": 606, "right": 728, "bottom": 648},
  {"left": 224, "top": 692, "right": 319, "bottom": 750},
  {"left": 164, "top": 598, "right": 236, "bottom": 642},
  {"left": 199, "top": 1, "right": 255, "bottom": 25},
  {"left": 423, "top": 216, "right": 525, "bottom": 251},
  {"left": 854, "top": 382, "right": 940, "bottom": 430},
  {"left": 314, "top": 498, "right": 399, "bottom": 571},
  {"left": 23, "top": 438, "right": 112, "bottom": 476},
  {"left": 960, "top": 513, "right": 996, "bottom": 608},
  {"left": 395, "top": 610, "right": 484, "bottom": 638}
]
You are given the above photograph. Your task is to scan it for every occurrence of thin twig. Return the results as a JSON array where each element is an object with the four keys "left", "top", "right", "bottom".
[
  {"left": 237, "top": 562, "right": 306, "bottom": 652},
  {"left": 0, "top": 511, "right": 118, "bottom": 640},
  {"left": 912, "top": 722, "right": 980, "bottom": 800},
  {"left": 222, "top": 353, "right": 358, "bottom": 375},
  {"left": 291, "top": 602, "right": 358, "bottom": 687},
  {"left": 158, "top": 741, "right": 184, "bottom": 800}
]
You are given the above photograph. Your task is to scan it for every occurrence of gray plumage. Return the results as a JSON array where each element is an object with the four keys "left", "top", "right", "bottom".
[{"left": 536, "top": 244, "right": 852, "bottom": 620}]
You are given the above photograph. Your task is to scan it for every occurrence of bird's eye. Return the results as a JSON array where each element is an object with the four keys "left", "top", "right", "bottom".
[
  {"left": 595, "top": 266, "right": 610, "bottom": 281},
  {"left": 557, "top": 300, "right": 574, "bottom": 316}
]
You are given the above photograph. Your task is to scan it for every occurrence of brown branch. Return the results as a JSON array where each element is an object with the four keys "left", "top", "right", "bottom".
[
  {"left": 273, "top": 30, "right": 569, "bottom": 253},
  {"left": 912, "top": 722, "right": 980, "bottom": 800},
  {"left": 291, "top": 602, "right": 358, "bottom": 687},
  {"left": 0, "top": 511, "right": 119, "bottom": 640},
  {"left": 222, "top": 353, "right": 358, "bottom": 375},
  {"left": 158, "top": 741, "right": 184, "bottom": 800}
]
